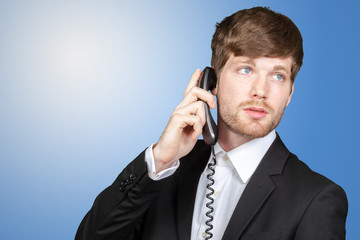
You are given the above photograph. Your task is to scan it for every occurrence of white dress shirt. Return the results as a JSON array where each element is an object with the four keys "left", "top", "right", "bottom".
[{"left": 145, "top": 130, "right": 276, "bottom": 240}]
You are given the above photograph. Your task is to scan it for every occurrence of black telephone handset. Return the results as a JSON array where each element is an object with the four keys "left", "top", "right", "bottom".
[
  {"left": 198, "top": 67, "right": 218, "bottom": 240},
  {"left": 198, "top": 67, "right": 218, "bottom": 145}
]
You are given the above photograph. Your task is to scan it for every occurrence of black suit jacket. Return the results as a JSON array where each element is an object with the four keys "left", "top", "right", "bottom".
[{"left": 76, "top": 134, "right": 348, "bottom": 240}]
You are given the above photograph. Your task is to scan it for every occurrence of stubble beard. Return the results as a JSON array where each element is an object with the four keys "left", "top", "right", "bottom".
[{"left": 218, "top": 100, "right": 286, "bottom": 138}]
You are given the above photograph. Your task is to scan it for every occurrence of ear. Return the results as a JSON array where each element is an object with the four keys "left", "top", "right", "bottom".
[{"left": 286, "top": 83, "right": 295, "bottom": 107}]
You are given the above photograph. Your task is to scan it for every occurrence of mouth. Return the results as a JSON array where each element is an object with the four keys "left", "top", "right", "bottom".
[{"left": 243, "top": 107, "right": 268, "bottom": 120}]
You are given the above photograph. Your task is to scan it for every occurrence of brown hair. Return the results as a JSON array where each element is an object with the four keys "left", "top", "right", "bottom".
[{"left": 211, "top": 7, "right": 303, "bottom": 82}]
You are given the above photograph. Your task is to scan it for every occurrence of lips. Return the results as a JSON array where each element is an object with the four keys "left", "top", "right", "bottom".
[{"left": 244, "top": 107, "right": 268, "bottom": 119}]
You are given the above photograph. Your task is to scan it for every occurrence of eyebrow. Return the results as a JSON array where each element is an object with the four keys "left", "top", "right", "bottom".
[
  {"left": 273, "top": 65, "right": 290, "bottom": 75},
  {"left": 231, "top": 58, "right": 256, "bottom": 68},
  {"left": 242, "top": 59, "right": 256, "bottom": 65}
]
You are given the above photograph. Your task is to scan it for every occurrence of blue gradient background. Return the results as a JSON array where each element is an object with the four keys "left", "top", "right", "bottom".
[{"left": 0, "top": 0, "right": 359, "bottom": 239}]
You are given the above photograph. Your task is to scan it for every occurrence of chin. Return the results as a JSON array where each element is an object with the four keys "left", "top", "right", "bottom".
[
  {"left": 230, "top": 120, "right": 274, "bottom": 139},
  {"left": 241, "top": 124, "right": 271, "bottom": 138}
]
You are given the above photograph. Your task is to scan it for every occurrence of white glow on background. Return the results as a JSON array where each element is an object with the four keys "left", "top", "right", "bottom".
[
  {"left": 52, "top": 33, "right": 99, "bottom": 76},
  {"left": 36, "top": 15, "right": 114, "bottom": 81}
]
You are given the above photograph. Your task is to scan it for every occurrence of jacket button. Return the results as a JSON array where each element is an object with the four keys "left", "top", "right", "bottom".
[
  {"left": 129, "top": 173, "right": 137, "bottom": 181},
  {"left": 120, "top": 181, "right": 127, "bottom": 186},
  {"left": 119, "top": 186, "right": 125, "bottom": 192}
]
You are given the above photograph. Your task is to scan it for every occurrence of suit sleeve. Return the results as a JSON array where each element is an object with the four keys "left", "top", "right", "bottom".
[
  {"left": 75, "top": 149, "right": 171, "bottom": 240},
  {"left": 294, "top": 183, "right": 348, "bottom": 240}
]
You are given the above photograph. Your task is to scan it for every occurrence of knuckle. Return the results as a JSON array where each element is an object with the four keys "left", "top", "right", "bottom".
[
  {"left": 196, "top": 100, "right": 204, "bottom": 108},
  {"left": 170, "top": 112, "right": 180, "bottom": 120},
  {"left": 194, "top": 115, "right": 201, "bottom": 123},
  {"left": 185, "top": 85, "right": 194, "bottom": 94},
  {"left": 188, "top": 86, "right": 199, "bottom": 95},
  {"left": 183, "top": 88, "right": 189, "bottom": 96}
]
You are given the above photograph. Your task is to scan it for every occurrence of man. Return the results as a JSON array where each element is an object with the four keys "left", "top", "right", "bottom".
[{"left": 76, "top": 7, "right": 348, "bottom": 240}]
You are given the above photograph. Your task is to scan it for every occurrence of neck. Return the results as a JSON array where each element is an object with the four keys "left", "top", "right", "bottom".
[{"left": 217, "top": 121, "right": 255, "bottom": 152}]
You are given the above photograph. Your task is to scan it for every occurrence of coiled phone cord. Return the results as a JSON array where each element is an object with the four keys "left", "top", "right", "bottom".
[{"left": 205, "top": 144, "right": 217, "bottom": 240}]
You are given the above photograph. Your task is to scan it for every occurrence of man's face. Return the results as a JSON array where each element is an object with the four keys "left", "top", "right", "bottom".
[{"left": 215, "top": 54, "right": 294, "bottom": 138}]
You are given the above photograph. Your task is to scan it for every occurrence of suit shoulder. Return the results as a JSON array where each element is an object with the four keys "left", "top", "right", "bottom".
[
  {"left": 284, "top": 153, "right": 345, "bottom": 194},
  {"left": 273, "top": 152, "right": 348, "bottom": 219}
]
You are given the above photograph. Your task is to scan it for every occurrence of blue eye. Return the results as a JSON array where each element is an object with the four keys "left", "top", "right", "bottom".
[
  {"left": 240, "top": 67, "right": 251, "bottom": 74},
  {"left": 273, "top": 74, "right": 283, "bottom": 81}
]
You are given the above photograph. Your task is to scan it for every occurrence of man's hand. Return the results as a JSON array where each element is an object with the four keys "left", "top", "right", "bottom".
[{"left": 152, "top": 69, "right": 216, "bottom": 173}]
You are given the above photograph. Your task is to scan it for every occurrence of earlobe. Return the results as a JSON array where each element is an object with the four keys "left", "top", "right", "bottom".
[{"left": 211, "top": 85, "right": 218, "bottom": 95}]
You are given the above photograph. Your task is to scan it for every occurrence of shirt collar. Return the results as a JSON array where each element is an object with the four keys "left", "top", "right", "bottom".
[{"left": 213, "top": 130, "right": 276, "bottom": 183}]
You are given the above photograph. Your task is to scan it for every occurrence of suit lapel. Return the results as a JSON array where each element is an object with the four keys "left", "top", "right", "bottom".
[
  {"left": 221, "top": 134, "right": 289, "bottom": 239},
  {"left": 176, "top": 143, "right": 211, "bottom": 240}
]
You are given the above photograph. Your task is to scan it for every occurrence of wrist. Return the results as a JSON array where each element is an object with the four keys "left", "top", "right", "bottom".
[{"left": 152, "top": 143, "right": 175, "bottom": 173}]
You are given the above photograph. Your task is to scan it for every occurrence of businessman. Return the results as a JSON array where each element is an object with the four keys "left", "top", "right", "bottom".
[{"left": 76, "top": 7, "right": 348, "bottom": 240}]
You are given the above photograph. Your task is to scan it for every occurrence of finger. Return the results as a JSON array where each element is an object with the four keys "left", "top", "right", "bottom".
[
  {"left": 178, "top": 87, "right": 216, "bottom": 110},
  {"left": 179, "top": 114, "right": 204, "bottom": 140},
  {"left": 173, "top": 100, "right": 206, "bottom": 126},
  {"left": 184, "top": 69, "right": 201, "bottom": 96},
  {"left": 166, "top": 112, "right": 203, "bottom": 139}
]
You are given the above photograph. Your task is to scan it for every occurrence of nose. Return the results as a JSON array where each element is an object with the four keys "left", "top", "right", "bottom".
[{"left": 251, "top": 74, "right": 268, "bottom": 100}]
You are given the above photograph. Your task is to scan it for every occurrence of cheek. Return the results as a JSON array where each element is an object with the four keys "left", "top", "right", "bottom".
[
  {"left": 217, "top": 79, "right": 248, "bottom": 103},
  {"left": 218, "top": 86, "right": 243, "bottom": 107},
  {"left": 271, "top": 90, "right": 292, "bottom": 111},
  {"left": 270, "top": 81, "right": 292, "bottom": 102}
]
